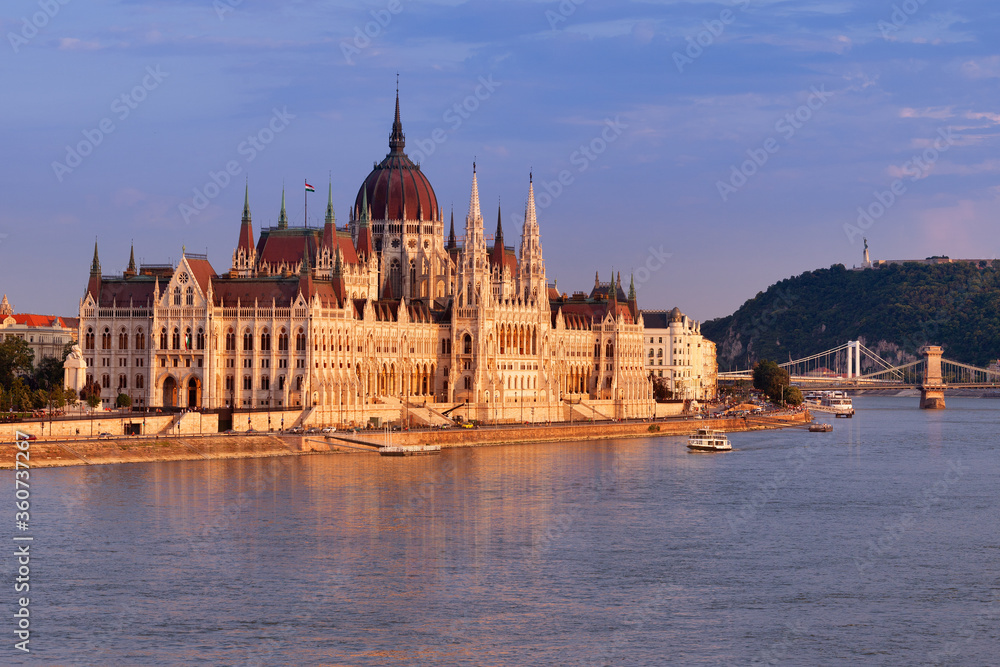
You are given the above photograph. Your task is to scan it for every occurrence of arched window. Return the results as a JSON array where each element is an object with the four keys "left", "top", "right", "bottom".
[
  {"left": 118, "top": 374, "right": 127, "bottom": 390},
  {"left": 101, "top": 328, "right": 111, "bottom": 350},
  {"left": 101, "top": 374, "right": 110, "bottom": 389},
  {"left": 118, "top": 329, "right": 128, "bottom": 350},
  {"left": 135, "top": 330, "right": 145, "bottom": 350},
  {"left": 185, "top": 286, "right": 194, "bottom": 306},
  {"left": 225, "top": 328, "right": 236, "bottom": 351},
  {"left": 463, "top": 334, "right": 472, "bottom": 355},
  {"left": 135, "top": 374, "right": 145, "bottom": 389},
  {"left": 278, "top": 376, "right": 285, "bottom": 391},
  {"left": 463, "top": 376, "right": 471, "bottom": 390},
  {"left": 196, "top": 328, "right": 205, "bottom": 350},
  {"left": 389, "top": 258, "right": 401, "bottom": 297},
  {"left": 295, "top": 328, "right": 306, "bottom": 352},
  {"left": 261, "top": 376, "right": 270, "bottom": 391},
  {"left": 173, "top": 287, "right": 181, "bottom": 306},
  {"left": 172, "top": 328, "right": 180, "bottom": 350},
  {"left": 243, "top": 329, "right": 253, "bottom": 351},
  {"left": 295, "top": 376, "right": 303, "bottom": 391},
  {"left": 278, "top": 328, "right": 288, "bottom": 351},
  {"left": 260, "top": 330, "right": 271, "bottom": 351},
  {"left": 409, "top": 259, "right": 417, "bottom": 297},
  {"left": 84, "top": 328, "right": 95, "bottom": 350},
  {"left": 160, "top": 328, "right": 168, "bottom": 349}
]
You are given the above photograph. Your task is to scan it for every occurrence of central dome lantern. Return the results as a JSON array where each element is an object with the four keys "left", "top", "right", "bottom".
[{"left": 354, "top": 91, "right": 439, "bottom": 222}]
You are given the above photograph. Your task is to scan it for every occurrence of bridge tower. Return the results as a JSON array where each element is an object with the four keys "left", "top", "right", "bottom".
[
  {"left": 920, "top": 345, "right": 946, "bottom": 409},
  {"left": 846, "top": 340, "right": 860, "bottom": 378}
]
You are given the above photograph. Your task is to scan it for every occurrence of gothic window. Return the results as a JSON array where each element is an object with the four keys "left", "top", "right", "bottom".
[
  {"left": 196, "top": 328, "right": 205, "bottom": 350},
  {"left": 160, "top": 328, "right": 168, "bottom": 349},
  {"left": 295, "top": 376, "right": 303, "bottom": 391},
  {"left": 101, "top": 374, "right": 110, "bottom": 389},
  {"left": 261, "top": 330, "right": 271, "bottom": 351},
  {"left": 409, "top": 259, "right": 417, "bottom": 297},
  {"left": 185, "top": 286, "right": 194, "bottom": 306},
  {"left": 463, "top": 376, "right": 471, "bottom": 390},
  {"left": 243, "top": 329, "right": 253, "bottom": 351},
  {"left": 278, "top": 376, "right": 285, "bottom": 391},
  {"left": 261, "top": 376, "right": 270, "bottom": 391},
  {"left": 184, "top": 328, "right": 192, "bottom": 350},
  {"left": 101, "top": 328, "right": 111, "bottom": 350},
  {"left": 295, "top": 328, "right": 306, "bottom": 352},
  {"left": 118, "top": 374, "right": 127, "bottom": 390},
  {"left": 243, "top": 376, "right": 252, "bottom": 391},
  {"left": 278, "top": 328, "right": 288, "bottom": 351},
  {"left": 225, "top": 328, "right": 236, "bottom": 351},
  {"left": 135, "top": 374, "right": 144, "bottom": 389},
  {"left": 173, "top": 287, "right": 181, "bottom": 306},
  {"left": 463, "top": 334, "right": 472, "bottom": 355},
  {"left": 172, "top": 329, "right": 180, "bottom": 350},
  {"left": 118, "top": 329, "right": 128, "bottom": 350},
  {"left": 225, "top": 376, "right": 234, "bottom": 392},
  {"left": 135, "top": 330, "right": 145, "bottom": 350},
  {"left": 389, "top": 258, "right": 402, "bottom": 297},
  {"left": 85, "top": 328, "right": 95, "bottom": 350}
]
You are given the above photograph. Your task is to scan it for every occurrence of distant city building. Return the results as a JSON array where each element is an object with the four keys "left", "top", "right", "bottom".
[
  {"left": 69, "top": 93, "right": 654, "bottom": 421},
  {"left": 0, "top": 294, "right": 78, "bottom": 362},
  {"left": 640, "top": 308, "right": 717, "bottom": 401}
]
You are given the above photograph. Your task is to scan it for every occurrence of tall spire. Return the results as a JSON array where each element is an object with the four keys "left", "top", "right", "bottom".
[
  {"left": 278, "top": 188, "right": 288, "bottom": 230},
  {"left": 628, "top": 273, "right": 636, "bottom": 301},
  {"left": 389, "top": 80, "right": 405, "bottom": 155},
  {"left": 325, "top": 181, "right": 335, "bottom": 225},
  {"left": 447, "top": 208, "right": 457, "bottom": 249},
  {"left": 360, "top": 187, "right": 370, "bottom": 225},
  {"left": 242, "top": 181, "right": 251, "bottom": 223},
  {"left": 467, "top": 162, "right": 481, "bottom": 221},
  {"left": 125, "top": 243, "right": 137, "bottom": 277},
  {"left": 495, "top": 201, "right": 504, "bottom": 248},
  {"left": 90, "top": 239, "right": 101, "bottom": 276},
  {"left": 300, "top": 243, "right": 311, "bottom": 275},
  {"left": 0, "top": 294, "right": 12, "bottom": 317}
]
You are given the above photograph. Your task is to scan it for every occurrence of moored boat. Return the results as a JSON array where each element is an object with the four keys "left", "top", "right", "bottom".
[
  {"left": 687, "top": 428, "right": 732, "bottom": 452},
  {"left": 809, "top": 423, "right": 833, "bottom": 432},
  {"left": 379, "top": 444, "right": 442, "bottom": 457}
]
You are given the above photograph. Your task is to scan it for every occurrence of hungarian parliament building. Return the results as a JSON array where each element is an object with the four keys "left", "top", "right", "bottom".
[{"left": 68, "top": 94, "right": 712, "bottom": 426}]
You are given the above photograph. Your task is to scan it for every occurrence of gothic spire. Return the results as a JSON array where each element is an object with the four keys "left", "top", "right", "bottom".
[
  {"left": 325, "top": 181, "right": 335, "bottom": 225},
  {"left": 447, "top": 208, "right": 457, "bottom": 249},
  {"left": 90, "top": 239, "right": 101, "bottom": 276},
  {"left": 278, "top": 188, "right": 289, "bottom": 230},
  {"left": 242, "top": 181, "right": 251, "bottom": 223},
  {"left": 126, "top": 243, "right": 137, "bottom": 276},
  {"left": 628, "top": 274, "right": 636, "bottom": 301},
  {"left": 300, "top": 243, "right": 311, "bottom": 274},
  {"left": 389, "top": 83, "right": 405, "bottom": 154},
  {"left": 495, "top": 200, "right": 504, "bottom": 248},
  {"left": 467, "top": 162, "right": 481, "bottom": 221},
  {"left": 359, "top": 187, "right": 370, "bottom": 226}
]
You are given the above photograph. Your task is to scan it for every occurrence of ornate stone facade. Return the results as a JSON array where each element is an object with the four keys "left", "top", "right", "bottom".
[
  {"left": 641, "top": 308, "right": 718, "bottom": 401},
  {"left": 72, "top": 94, "right": 653, "bottom": 423}
]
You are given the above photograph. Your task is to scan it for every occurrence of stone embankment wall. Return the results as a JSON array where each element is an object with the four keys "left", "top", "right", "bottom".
[{"left": 1, "top": 412, "right": 809, "bottom": 469}]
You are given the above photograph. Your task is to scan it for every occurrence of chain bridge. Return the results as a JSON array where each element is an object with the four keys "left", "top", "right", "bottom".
[{"left": 717, "top": 341, "right": 1000, "bottom": 409}]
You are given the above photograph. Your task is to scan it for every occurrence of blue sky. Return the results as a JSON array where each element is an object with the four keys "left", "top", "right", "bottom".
[{"left": 2, "top": 0, "right": 999, "bottom": 320}]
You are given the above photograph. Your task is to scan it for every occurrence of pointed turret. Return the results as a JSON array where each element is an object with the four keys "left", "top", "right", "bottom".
[
  {"left": 627, "top": 273, "right": 638, "bottom": 320},
  {"left": 389, "top": 85, "right": 405, "bottom": 155},
  {"left": 90, "top": 240, "right": 101, "bottom": 276},
  {"left": 325, "top": 182, "right": 335, "bottom": 226},
  {"left": 594, "top": 270, "right": 600, "bottom": 289},
  {"left": 125, "top": 243, "right": 137, "bottom": 277},
  {"left": 491, "top": 201, "right": 506, "bottom": 269},
  {"left": 447, "top": 208, "right": 457, "bottom": 250},
  {"left": 0, "top": 294, "right": 11, "bottom": 317},
  {"left": 233, "top": 182, "right": 257, "bottom": 277},
  {"left": 322, "top": 182, "right": 336, "bottom": 260},
  {"left": 300, "top": 243, "right": 311, "bottom": 275},
  {"left": 278, "top": 188, "right": 288, "bottom": 230},
  {"left": 331, "top": 245, "right": 347, "bottom": 306},
  {"left": 467, "top": 161, "right": 482, "bottom": 221},
  {"left": 518, "top": 172, "right": 545, "bottom": 301},
  {"left": 355, "top": 187, "right": 373, "bottom": 259},
  {"left": 628, "top": 274, "right": 636, "bottom": 301}
]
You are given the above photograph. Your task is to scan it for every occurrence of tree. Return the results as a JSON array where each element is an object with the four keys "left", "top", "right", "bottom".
[
  {"left": 649, "top": 374, "right": 672, "bottom": 402},
  {"left": 115, "top": 393, "right": 132, "bottom": 409},
  {"left": 81, "top": 381, "right": 102, "bottom": 410},
  {"left": 33, "top": 356, "right": 65, "bottom": 391},
  {"left": 0, "top": 337, "right": 34, "bottom": 389},
  {"left": 86, "top": 393, "right": 102, "bottom": 410},
  {"left": 752, "top": 359, "right": 789, "bottom": 403},
  {"left": 8, "top": 378, "right": 31, "bottom": 412},
  {"left": 783, "top": 386, "right": 804, "bottom": 406},
  {"left": 64, "top": 387, "right": 78, "bottom": 406}
]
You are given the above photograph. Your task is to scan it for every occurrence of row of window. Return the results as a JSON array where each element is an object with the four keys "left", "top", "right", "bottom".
[
  {"left": 85, "top": 373, "right": 145, "bottom": 390},
  {"left": 224, "top": 375, "right": 304, "bottom": 392}
]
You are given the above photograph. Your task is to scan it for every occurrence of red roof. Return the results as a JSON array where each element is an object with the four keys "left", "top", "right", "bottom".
[{"left": 7, "top": 314, "right": 76, "bottom": 329}]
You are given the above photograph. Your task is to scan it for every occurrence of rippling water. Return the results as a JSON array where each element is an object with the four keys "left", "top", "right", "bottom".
[{"left": 5, "top": 396, "right": 999, "bottom": 665}]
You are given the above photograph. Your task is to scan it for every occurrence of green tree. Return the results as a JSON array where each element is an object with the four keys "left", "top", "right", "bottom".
[
  {"left": 0, "top": 337, "right": 34, "bottom": 389},
  {"left": 33, "top": 356, "right": 64, "bottom": 391},
  {"left": 115, "top": 393, "right": 132, "bottom": 409},
  {"left": 752, "top": 359, "right": 789, "bottom": 403},
  {"left": 783, "top": 386, "right": 804, "bottom": 406},
  {"left": 86, "top": 393, "right": 101, "bottom": 410},
  {"left": 64, "top": 386, "right": 78, "bottom": 406},
  {"left": 8, "top": 378, "right": 31, "bottom": 412}
]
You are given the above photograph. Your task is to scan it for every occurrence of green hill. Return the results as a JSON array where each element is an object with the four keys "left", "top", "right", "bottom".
[{"left": 702, "top": 262, "right": 1000, "bottom": 371}]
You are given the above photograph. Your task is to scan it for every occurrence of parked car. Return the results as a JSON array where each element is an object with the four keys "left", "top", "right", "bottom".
[
  {"left": 321, "top": 427, "right": 337, "bottom": 434},
  {"left": 98, "top": 432, "right": 113, "bottom": 439}
]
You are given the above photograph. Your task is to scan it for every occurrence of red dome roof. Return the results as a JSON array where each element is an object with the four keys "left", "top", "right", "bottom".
[{"left": 354, "top": 93, "right": 439, "bottom": 222}]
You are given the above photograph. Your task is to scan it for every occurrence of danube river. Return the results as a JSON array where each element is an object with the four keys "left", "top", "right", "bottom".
[{"left": 6, "top": 396, "right": 999, "bottom": 665}]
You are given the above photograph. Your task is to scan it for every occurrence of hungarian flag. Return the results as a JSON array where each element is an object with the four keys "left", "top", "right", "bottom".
[{"left": 305, "top": 182, "right": 315, "bottom": 193}]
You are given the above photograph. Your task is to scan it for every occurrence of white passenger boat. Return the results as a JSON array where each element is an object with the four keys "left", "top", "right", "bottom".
[
  {"left": 379, "top": 444, "right": 441, "bottom": 457},
  {"left": 687, "top": 428, "right": 732, "bottom": 452}
]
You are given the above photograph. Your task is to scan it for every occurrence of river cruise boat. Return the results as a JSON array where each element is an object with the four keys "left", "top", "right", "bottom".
[
  {"left": 687, "top": 428, "right": 732, "bottom": 452},
  {"left": 809, "top": 423, "right": 833, "bottom": 432},
  {"left": 805, "top": 391, "right": 855, "bottom": 417}
]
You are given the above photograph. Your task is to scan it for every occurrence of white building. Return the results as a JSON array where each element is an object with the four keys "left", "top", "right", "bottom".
[{"left": 640, "top": 308, "right": 717, "bottom": 401}]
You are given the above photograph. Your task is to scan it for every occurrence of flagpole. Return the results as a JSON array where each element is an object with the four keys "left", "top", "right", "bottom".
[{"left": 304, "top": 178, "right": 307, "bottom": 227}]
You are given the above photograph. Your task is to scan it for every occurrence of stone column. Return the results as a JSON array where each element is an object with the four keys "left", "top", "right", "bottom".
[{"left": 920, "top": 345, "right": 946, "bottom": 409}]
